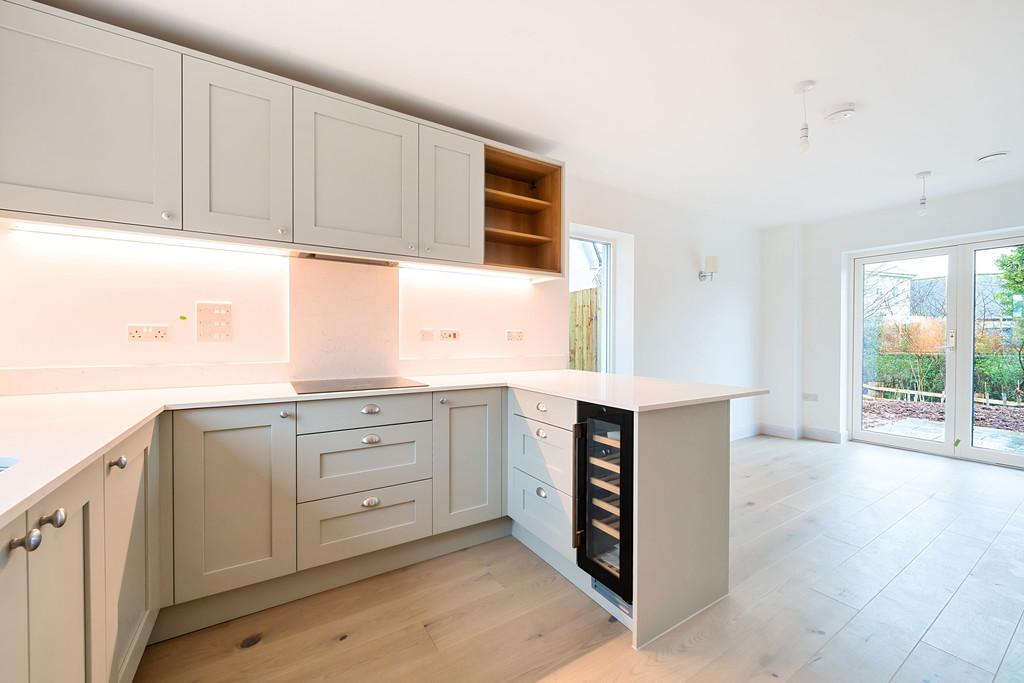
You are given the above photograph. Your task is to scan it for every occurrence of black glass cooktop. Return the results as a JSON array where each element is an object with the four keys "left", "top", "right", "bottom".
[{"left": 290, "top": 376, "right": 428, "bottom": 395}]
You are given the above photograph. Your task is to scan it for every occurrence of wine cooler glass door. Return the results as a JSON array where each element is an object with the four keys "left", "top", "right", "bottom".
[{"left": 576, "top": 403, "right": 633, "bottom": 604}]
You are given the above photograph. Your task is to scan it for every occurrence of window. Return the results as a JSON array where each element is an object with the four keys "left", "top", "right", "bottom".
[{"left": 569, "top": 236, "right": 612, "bottom": 372}]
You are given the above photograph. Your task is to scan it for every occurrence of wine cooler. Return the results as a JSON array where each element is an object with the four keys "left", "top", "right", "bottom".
[{"left": 574, "top": 401, "right": 633, "bottom": 606}]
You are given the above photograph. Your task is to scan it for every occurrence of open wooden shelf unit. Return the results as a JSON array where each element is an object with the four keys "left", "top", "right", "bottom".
[{"left": 483, "top": 147, "right": 563, "bottom": 273}]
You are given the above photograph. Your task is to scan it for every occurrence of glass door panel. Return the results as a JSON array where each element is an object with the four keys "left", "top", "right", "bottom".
[
  {"left": 585, "top": 417, "right": 623, "bottom": 577},
  {"left": 854, "top": 251, "right": 956, "bottom": 454},
  {"left": 964, "top": 244, "right": 1024, "bottom": 461}
]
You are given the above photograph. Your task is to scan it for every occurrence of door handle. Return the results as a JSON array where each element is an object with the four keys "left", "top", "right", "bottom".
[
  {"left": 571, "top": 421, "right": 586, "bottom": 549},
  {"left": 360, "top": 404, "right": 381, "bottom": 415},
  {"left": 361, "top": 434, "right": 381, "bottom": 445}
]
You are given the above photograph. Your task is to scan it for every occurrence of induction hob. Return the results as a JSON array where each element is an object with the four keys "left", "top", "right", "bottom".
[{"left": 290, "top": 376, "right": 429, "bottom": 395}]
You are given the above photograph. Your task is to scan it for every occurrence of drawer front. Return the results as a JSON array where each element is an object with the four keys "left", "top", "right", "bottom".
[
  {"left": 509, "top": 468, "right": 575, "bottom": 562},
  {"left": 510, "top": 389, "right": 576, "bottom": 430},
  {"left": 297, "top": 422, "right": 432, "bottom": 502},
  {"left": 509, "top": 415, "right": 573, "bottom": 494},
  {"left": 296, "top": 393, "right": 432, "bottom": 434},
  {"left": 297, "top": 480, "right": 433, "bottom": 570}
]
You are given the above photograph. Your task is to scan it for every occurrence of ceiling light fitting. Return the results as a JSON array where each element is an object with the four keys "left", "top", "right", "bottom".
[
  {"left": 825, "top": 104, "right": 857, "bottom": 122},
  {"left": 795, "top": 80, "right": 815, "bottom": 152},
  {"left": 977, "top": 151, "right": 1010, "bottom": 164},
  {"left": 915, "top": 171, "right": 931, "bottom": 217}
]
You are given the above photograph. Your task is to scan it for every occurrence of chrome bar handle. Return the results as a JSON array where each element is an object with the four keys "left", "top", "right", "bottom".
[{"left": 571, "top": 421, "right": 586, "bottom": 549}]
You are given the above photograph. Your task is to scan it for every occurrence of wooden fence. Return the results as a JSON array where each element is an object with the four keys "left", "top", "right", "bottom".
[
  {"left": 863, "top": 383, "right": 1024, "bottom": 407},
  {"left": 569, "top": 287, "right": 599, "bottom": 371}
]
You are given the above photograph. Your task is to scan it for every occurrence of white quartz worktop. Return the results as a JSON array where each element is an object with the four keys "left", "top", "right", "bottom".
[{"left": 0, "top": 370, "right": 764, "bottom": 528}]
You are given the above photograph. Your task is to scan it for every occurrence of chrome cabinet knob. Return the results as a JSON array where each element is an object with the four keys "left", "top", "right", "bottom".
[
  {"left": 425, "top": 246, "right": 431, "bottom": 253},
  {"left": 360, "top": 404, "right": 381, "bottom": 415},
  {"left": 361, "top": 434, "right": 381, "bottom": 445},
  {"left": 361, "top": 496, "right": 380, "bottom": 508},
  {"left": 439, "top": 397, "right": 448, "bottom": 405},
  {"left": 277, "top": 226, "right": 289, "bottom": 235},
  {"left": 279, "top": 410, "right": 290, "bottom": 419},
  {"left": 160, "top": 210, "right": 173, "bottom": 221},
  {"left": 535, "top": 487, "right": 547, "bottom": 499},
  {"left": 108, "top": 455, "right": 128, "bottom": 470},
  {"left": 9, "top": 528, "right": 42, "bottom": 553},
  {"left": 535, "top": 428, "right": 547, "bottom": 439},
  {"left": 536, "top": 402, "right": 548, "bottom": 412},
  {"left": 39, "top": 507, "right": 66, "bottom": 529},
  {"left": 408, "top": 244, "right": 416, "bottom": 251}
]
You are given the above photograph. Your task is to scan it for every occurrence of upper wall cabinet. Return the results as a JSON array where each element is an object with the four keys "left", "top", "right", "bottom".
[
  {"left": 183, "top": 57, "right": 293, "bottom": 242},
  {"left": 294, "top": 90, "right": 419, "bottom": 256},
  {"left": 0, "top": 2, "right": 182, "bottom": 228},
  {"left": 419, "top": 127, "right": 484, "bottom": 264}
]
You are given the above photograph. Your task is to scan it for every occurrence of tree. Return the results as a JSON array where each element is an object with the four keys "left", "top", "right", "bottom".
[{"left": 995, "top": 247, "right": 1024, "bottom": 383}]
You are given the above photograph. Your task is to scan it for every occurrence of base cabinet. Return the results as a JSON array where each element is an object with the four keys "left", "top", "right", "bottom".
[
  {"left": 0, "top": 515, "right": 29, "bottom": 683},
  {"left": 432, "top": 388, "right": 503, "bottom": 533},
  {"left": 173, "top": 403, "right": 297, "bottom": 603},
  {"left": 28, "top": 461, "right": 107, "bottom": 683},
  {"left": 104, "top": 424, "right": 159, "bottom": 683}
]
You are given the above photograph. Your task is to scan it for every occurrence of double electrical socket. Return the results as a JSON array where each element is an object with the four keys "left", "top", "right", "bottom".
[
  {"left": 127, "top": 324, "right": 168, "bottom": 342},
  {"left": 506, "top": 329, "right": 525, "bottom": 342},
  {"left": 439, "top": 329, "right": 460, "bottom": 342}
]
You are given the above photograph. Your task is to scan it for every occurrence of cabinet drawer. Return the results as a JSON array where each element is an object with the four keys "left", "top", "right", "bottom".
[
  {"left": 297, "top": 422, "right": 432, "bottom": 502},
  {"left": 296, "top": 393, "right": 432, "bottom": 434},
  {"left": 509, "top": 468, "right": 575, "bottom": 562},
  {"left": 509, "top": 415, "right": 573, "bottom": 494},
  {"left": 297, "top": 480, "right": 432, "bottom": 571},
  {"left": 510, "top": 389, "right": 576, "bottom": 430}
]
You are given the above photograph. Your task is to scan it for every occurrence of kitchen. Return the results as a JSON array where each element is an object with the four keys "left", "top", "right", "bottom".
[
  {"left": 0, "top": 1, "right": 763, "bottom": 680},
  {"left": 6, "top": 1, "right": 1024, "bottom": 681}
]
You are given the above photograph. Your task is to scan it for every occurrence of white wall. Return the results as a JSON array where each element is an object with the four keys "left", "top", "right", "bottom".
[
  {"left": 567, "top": 176, "right": 763, "bottom": 439},
  {"left": 761, "top": 180, "right": 1024, "bottom": 442},
  {"left": 759, "top": 224, "right": 802, "bottom": 439}
]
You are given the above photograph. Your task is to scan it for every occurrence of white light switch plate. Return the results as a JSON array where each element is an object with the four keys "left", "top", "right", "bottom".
[{"left": 196, "top": 301, "right": 232, "bottom": 342}]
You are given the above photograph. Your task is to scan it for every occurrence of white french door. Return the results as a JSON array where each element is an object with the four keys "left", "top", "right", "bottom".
[{"left": 853, "top": 235, "right": 1024, "bottom": 468}]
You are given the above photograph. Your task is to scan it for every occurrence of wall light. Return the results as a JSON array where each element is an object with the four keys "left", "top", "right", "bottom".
[{"left": 698, "top": 256, "right": 719, "bottom": 282}]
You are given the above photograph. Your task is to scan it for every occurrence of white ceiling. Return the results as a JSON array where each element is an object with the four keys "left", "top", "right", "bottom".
[{"left": 45, "top": 0, "right": 1024, "bottom": 229}]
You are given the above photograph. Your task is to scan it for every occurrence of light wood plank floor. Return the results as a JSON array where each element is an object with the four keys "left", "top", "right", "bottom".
[{"left": 135, "top": 437, "right": 1024, "bottom": 682}]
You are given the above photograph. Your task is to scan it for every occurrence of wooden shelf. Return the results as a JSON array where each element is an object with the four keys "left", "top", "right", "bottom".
[
  {"left": 484, "top": 227, "right": 553, "bottom": 247},
  {"left": 483, "top": 146, "right": 562, "bottom": 273},
  {"left": 485, "top": 188, "right": 551, "bottom": 214}
]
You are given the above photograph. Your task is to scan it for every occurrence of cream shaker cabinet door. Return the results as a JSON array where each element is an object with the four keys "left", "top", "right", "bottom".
[
  {"left": 173, "top": 403, "right": 297, "bottom": 603},
  {"left": 104, "top": 424, "right": 158, "bottom": 683},
  {"left": 183, "top": 57, "right": 293, "bottom": 242},
  {"left": 418, "top": 127, "right": 484, "bottom": 264},
  {"left": 0, "top": 2, "right": 181, "bottom": 228},
  {"left": 293, "top": 89, "right": 419, "bottom": 255},
  {"left": 0, "top": 515, "right": 30, "bottom": 683},
  {"left": 27, "top": 460, "right": 106, "bottom": 683},
  {"left": 432, "top": 388, "right": 503, "bottom": 533}
]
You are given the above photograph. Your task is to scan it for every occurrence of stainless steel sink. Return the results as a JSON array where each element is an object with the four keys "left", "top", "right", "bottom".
[{"left": 0, "top": 457, "right": 17, "bottom": 473}]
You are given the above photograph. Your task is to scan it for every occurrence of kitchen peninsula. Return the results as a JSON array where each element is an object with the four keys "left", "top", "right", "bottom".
[{"left": 0, "top": 370, "right": 763, "bottom": 681}]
